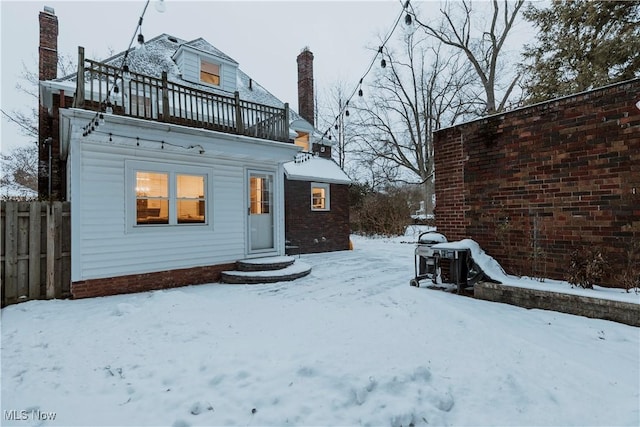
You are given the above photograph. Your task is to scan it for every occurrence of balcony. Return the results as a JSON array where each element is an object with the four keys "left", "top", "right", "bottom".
[{"left": 73, "top": 49, "right": 290, "bottom": 143}]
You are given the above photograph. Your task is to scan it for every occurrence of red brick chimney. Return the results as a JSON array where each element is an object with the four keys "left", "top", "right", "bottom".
[
  {"left": 39, "top": 6, "right": 58, "bottom": 81},
  {"left": 38, "top": 6, "right": 61, "bottom": 199},
  {"left": 297, "top": 47, "right": 314, "bottom": 126}
]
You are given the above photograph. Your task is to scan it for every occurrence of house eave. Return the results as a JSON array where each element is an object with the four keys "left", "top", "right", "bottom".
[{"left": 59, "top": 107, "right": 302, "bottom": 161}]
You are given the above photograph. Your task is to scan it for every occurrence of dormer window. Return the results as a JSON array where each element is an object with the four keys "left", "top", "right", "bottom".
[{"left": 200, "top": 60, "right": 220, "bottom": 86}]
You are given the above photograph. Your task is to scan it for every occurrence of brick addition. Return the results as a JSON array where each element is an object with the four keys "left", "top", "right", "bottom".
[
  {"left": 284, "top": 179, "right": 350, "bottom": 254},
  {"left": 434, "top": 79, "right": 640, "bottom": 285}
]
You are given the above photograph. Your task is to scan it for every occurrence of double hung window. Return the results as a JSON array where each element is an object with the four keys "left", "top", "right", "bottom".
[
  {"left": 129, "top": 162, "right": 210, "bottom": 228},
  {"left": 200, "top": 60, "right": 221, "bottom": 86},
  {"left": 311, "top": 182, "right": 330, "bottom": 211}
]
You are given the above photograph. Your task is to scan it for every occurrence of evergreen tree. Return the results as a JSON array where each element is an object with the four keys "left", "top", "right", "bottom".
[{"left": 522, "top": 0, "right": 640, "bottom": 104}]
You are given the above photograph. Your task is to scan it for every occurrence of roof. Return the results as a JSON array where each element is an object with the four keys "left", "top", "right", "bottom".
[
  {"left": 284, "top": 153, "right": 351, "bottom": 184},
  {"left": 57, "top": 33, "right": 311, "bottom": 129}
]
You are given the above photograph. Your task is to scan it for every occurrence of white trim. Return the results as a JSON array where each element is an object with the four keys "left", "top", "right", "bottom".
[
  {"left": 311, "top": 182, "right": 330, "bottom": 211},
  {"left": 199, "top": 58, "right": 222, "bottom": 88},
  {"left": 246, "top": 169, "right": 279, "bottom": 256},
  {"left": 125, "top": 160, "right": 214, "bottom": 232}
]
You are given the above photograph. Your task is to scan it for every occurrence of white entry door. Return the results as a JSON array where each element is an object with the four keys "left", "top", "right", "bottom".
[{"left": 248, "top": 171, "right": 275, "bottom": 253}]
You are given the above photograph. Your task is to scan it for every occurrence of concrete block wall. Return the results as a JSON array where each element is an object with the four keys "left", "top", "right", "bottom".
[
  {"left": 434, "top": 79, "right": 640, "bottom": 285},
  {"left": 475, "top": 282, "right": 640, "bottom": 327}
]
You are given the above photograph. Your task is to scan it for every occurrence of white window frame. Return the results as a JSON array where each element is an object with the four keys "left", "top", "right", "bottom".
[
  {"left": 311, "top": 182, "right": 330, "bottom": 211},
  {"left": 126, "top": 160, "right": 213, "bottom": 231},
  {"left": 200, "top": 59, "right": 222, "bottom": 87}
]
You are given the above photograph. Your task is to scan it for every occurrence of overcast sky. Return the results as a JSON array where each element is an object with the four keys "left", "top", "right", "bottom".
[{"left": 1, "top": 0, "right": 535, "bottom": 152}]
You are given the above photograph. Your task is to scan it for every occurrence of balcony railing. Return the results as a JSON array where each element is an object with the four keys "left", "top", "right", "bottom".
[{"left": 73, "top": 47, "right": 290, "bottom": 143}]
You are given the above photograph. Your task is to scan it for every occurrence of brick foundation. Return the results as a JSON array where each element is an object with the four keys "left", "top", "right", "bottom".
[
  {"left": 434, "top": 79, "right": 640, "bottom": 285},
  {"left": 71, "top": 262, "right": 236, "bottom": 299}
]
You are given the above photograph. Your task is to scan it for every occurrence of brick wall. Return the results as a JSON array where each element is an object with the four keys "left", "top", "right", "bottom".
[
  {"left": 71, "top": 262, "right": 236, "bottom": 299},
  {"left": 285, "top": 179, "right": 350, "bottom": 254},
  {"left": 434, "top": 79, "right": 640, "bottom": 285}
]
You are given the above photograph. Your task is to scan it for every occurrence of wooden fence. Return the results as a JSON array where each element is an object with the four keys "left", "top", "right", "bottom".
[{"left": 1, "top": 201, "right": 71, "bottom": 307}]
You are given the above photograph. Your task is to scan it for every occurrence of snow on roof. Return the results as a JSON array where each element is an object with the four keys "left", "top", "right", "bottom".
[
  {"left": 181, "top": 38, "right": 238, "bottom": 64},
  {"left": 284, "top": 154, "right": 351, "bottom": 184},
  {"left": 56, "top": 34, "right": 310, "bottom": 129}
]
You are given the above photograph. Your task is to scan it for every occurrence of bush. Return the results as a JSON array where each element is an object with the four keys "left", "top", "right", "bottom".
[
  {"left": 616, "top": 241, "right": 640, "bottom": 293},
  {"left": 567, "top": 246, "right": 607, "bottom": 289},
  {"left": 351, "top": 188, "right": 412, "bottom": 237}
]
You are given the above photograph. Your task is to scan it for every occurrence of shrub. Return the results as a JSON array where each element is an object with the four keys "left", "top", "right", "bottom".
[
  {"left": 567, "top": 246, "right": 607, "bottom": 289},
  {"left": 616, "top": 241, "right": 640, "bottom": 293}
]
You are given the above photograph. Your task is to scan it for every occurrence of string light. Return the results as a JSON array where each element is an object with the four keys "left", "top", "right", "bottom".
[
  {"left": 91, "top": 128, "right": 206, "bottom": 154},
  {"left": 319, "top": 0, "right": 411, "bottom": 143},
  {"left": 81, "top": 0, "right": 156, "bottom": 137}
]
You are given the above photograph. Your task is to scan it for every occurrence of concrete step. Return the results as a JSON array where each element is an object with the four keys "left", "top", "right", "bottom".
[
  {"left": 236, "top": 255, "right": 296, "bottom": 272},
  {"left": 221, "top": 260, "right": 312, "bottom": 284}
]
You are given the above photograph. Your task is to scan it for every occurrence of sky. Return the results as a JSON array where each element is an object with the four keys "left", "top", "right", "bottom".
[{"left": 0, "top": 0, "right": 536, "bottom": 154}]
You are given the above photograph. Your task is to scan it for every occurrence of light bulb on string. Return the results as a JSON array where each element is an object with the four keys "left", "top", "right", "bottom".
[
  {"left": 358, "top": 88, "right": 363, "bottom": 97},
  {"left": 136, "top": 33, "right": 145, "bottom": 50},
  {"left": 345, "top": 110, "right": 350, "bottom": 117},
  {"left": 381, "top": 58, "right": 387, "bottom": 68},
  {"left": 154, "top": 0, "right": 166, "bottom": 13},
  {"left": 123, "top": 64, "right": 131, "bottom": 80},
  {"left": 405, "top": 13, "right": 412, "bottom": 25}
]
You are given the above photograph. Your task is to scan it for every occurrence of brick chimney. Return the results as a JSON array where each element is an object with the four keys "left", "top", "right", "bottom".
[
  {"left": 39, "top": 6, "right": 58, "bottom": 81},
  {"left": 38, "top": 6, "right": 62, "bottom": 199},
  {"left": 297, "top": 47, "right": 314, "bottom": 126}
]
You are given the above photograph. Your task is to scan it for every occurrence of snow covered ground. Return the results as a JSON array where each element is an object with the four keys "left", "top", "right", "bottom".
[{"left": 2, "top": 234, "right": 639, "bottom": 427}]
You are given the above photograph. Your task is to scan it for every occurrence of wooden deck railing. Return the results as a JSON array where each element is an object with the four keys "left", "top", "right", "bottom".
[{"left": 74, "top": 47, "right": 290, "bottom": 142}]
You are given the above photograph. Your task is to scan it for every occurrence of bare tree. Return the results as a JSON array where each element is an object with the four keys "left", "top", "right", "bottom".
[
  {"left": 349, "top": 31, "right": 475, "bottom": 213},
  {"left": 2, "top": 53, "right": 75, "bottom": 142},
  {"left": 1, "top": 144, "right": 38, "bottom": 198},
  {"left": 411, "top": 0, "right": 525, "bottom": 114}
]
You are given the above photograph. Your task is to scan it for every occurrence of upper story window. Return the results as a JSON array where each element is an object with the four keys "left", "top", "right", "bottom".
[
  {"left": 200, "top": 60, "right": 221, "bottom": 86},
  {"left": 294, "top": 132, "right": 310, "bottom": 151}
]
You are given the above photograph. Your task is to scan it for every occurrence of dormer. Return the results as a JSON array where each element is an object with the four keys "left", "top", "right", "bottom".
[{"left": 172, "top": 38, "right": 239, "bottom": 93}]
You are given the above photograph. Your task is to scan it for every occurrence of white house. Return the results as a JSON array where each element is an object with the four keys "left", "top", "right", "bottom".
[{"left": 37, "top": 8, "right": 348, "bottom": 298}]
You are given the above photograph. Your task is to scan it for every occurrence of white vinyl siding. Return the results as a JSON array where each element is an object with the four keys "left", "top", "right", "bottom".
[
  {"left": 64, "top": 109, "right": 298, "bottom": 282},
  {"left": 175, "top": 48, "right": 237, "bottom": 92}
]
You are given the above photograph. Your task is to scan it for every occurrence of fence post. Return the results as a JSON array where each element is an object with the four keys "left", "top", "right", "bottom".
[
  {"left": 46, "top": 202, "right": 62, "bottom": 299},
  {"left": 28, "top": 202, "right": 42, "bottom": 299},
  {"left": 3, "top": 202, "right": 18, "bottom": 305},
  {"left": 234, "top": 91, "right": 244, "bottom": 135}
]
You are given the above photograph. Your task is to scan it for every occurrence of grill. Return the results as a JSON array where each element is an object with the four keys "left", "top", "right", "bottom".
[{"left": 409, "top": 232, "right": 484, "bottom": 293}]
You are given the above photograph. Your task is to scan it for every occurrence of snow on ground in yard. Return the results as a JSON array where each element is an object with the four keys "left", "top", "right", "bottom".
[{"left": 2, "top": 235, "right": 639, "bottom": 427}]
